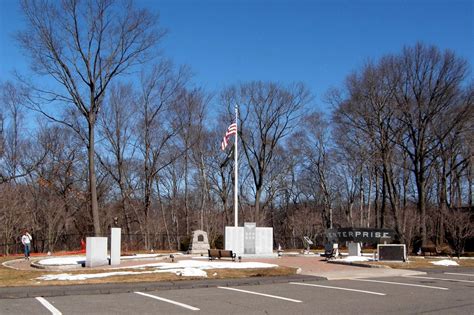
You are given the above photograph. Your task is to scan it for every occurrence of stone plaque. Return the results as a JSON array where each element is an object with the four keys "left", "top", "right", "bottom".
[
  {"left": 244, "top": 222, "right": 256, "bottom": 254},
  {"left": 378, "top": 244, "right": 406, "bottom": 261}
]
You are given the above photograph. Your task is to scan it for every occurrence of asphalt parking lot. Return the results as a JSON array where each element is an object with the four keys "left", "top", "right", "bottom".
[{"left": 1, "top": 269, "right": 473, "bottom": 314}]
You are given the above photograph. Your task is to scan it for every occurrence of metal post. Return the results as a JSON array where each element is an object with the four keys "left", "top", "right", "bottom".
[{"left": 234, "top": 105, "right": 238, "bottom": 227}]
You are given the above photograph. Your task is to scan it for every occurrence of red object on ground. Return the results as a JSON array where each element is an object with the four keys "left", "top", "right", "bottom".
[{"left": 80, "top": 238, "right": 86, "bottom": 251}]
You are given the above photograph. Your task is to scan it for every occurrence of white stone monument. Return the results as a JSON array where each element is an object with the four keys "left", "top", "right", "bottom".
[
  {"left": 255, "top": 227, "right": 273, "bottom": 255},
  {"left": 225, "top": 226, "right": 244, "bottom": 255},
  {"left": 85, "top": 237, "right": 108, "bottom": 267},
  {"left": 110, "top": 228, "right": 121, "bottom": 265},
  {"left": 348, "top": 242, "right": 361, "bottom": 256},
  {"left": 189, "top": 230, "right": 210, "bottom": 254},
  {"left": 225, "top": 222, "right": 274, "bottom": 257}
]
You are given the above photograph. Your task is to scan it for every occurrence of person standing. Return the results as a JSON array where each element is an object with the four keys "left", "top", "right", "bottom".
[{"left": 21, "top": 230, "right": 33, "bottom": 260}]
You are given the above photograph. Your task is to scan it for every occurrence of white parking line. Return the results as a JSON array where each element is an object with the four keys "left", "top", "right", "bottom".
[
  {"left": 134, "top": 291, "right": 200, "bottom": 311},
  {"left": 351, "top": 279, "right": 449, "bottom": 290},
  {"left": 444, "top": 272, "right": 474, "bottom": 277},
  {"left": 404, "top": 276, "right": 474, "bottom": 283},
  {"left": 35, "top": 297, "right": 62, "bottom": 315},
  {"left": 218, "top": 286, "right": 302, "bottom": 303},
  {"left": 290, "top": 282, "right": 386, "bottom": 296}
]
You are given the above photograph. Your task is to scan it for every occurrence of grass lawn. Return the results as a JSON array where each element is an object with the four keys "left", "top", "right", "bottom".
[{"left": 0, "top": 256, "right": 297, "bottom": 287}]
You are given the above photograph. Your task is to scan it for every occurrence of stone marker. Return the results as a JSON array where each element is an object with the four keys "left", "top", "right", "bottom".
[
  {"left": 189, "top": 230, "right": 210, "bottom": 254},
  {"left": 378, "top": 244, "right": 406, "bottom": 261},
  {"left": 244, "top": 222, "right": 256, "bottom": 254},
  {"left": 86, "top": 237, "right": 108, "bottom": 267},
  {"left": 225, "top": 222, "right": 274, "bottom": 257},
  {"left": 110, "top": 228, "right": 121, "bottom": 265},
  {"left": 348, "top": 242, "right": 361, "bottom": 256},
  {"left": 225, "top": 226, "right": 244, "bottom": 255},
  {"left": 255, "top": 227, "right": 273, "bottom": 255}
]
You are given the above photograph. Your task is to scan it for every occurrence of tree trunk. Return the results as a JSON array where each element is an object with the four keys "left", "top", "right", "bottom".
[
  {"left": 417, "top": 178, "right": 427, "bottom": 245},
  {"left": 374, "top": 169, "right": 379, "bottom": 228},
  {"left": 88, "top": 120, "right": 101, "bottom": 236},
  {"left": 438, "top": 161, "right": 448, "bottom": 246},
  {"left": 184, "top": 151, "right": 190, "bottom": 236},
  {"left": 381, "top": 172, "right": 386, "bottom": 228},
  {"left": 367, "top": 169, "right": 372, "bottom": 228},
  {"left": 255, "top": 188, "right": 262, "bottom": 224}
]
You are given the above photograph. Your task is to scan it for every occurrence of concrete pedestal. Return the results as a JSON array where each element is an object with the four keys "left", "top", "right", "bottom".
[
  {"left": 86, "top": 237, "right": 108, "bottom": 267},
  {"left": 110, "top": 228, "right": 121, "bottom": 266}
]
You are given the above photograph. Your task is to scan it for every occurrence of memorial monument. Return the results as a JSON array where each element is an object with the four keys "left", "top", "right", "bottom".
[
  {"left": 85, "top": 237, "right": 108, "bottom": 267},
  {"left": 110, "top": 228, "right": 121, "bottom": 265},
  {"left": 225, "top": 222, "right": 274, "bottom": 257},
  {"left": 221, "top": 106, "right": 274, "bottom": 257},
  {"left": 189, "top": 230, "right": 210, "bottom": 254}
]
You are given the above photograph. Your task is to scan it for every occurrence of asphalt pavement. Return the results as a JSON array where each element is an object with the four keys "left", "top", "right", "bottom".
[{"left": 1, "top": 268, "right": 473, "bottom": 314}]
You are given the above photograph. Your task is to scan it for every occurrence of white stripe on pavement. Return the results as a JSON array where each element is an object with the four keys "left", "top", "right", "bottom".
[
  {"left": 217, "top": 286, "right": 302, "bottom": 303},
  {"left": 351, "top": 279, "right": 449, "bottom": 290},
  {"left": 290, "top": 282, "right": 386, "bottom": 296},
  {"left": 403, "top": 276, "right": 474, "bottom": 283},
  {"left": 134, "top": 291, "right": 200, "bottom": 311},
  {"left": 444, "top": 272, "right": 474, "bottom": 277},
  {"left": 35, "top": 297, "right": 62, "bottom": 315}
]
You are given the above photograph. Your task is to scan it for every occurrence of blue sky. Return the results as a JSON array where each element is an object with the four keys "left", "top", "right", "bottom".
[{"left": 1, "top": 0, "right": 473, "bottom": 111}]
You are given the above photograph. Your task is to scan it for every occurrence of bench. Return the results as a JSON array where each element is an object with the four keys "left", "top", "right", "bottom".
[
  {"left": 321, "top": 248, "right": 338, "bottom": 260},
  {"left": 208, "top": 249, "right": 237, "bottom": 261},
  {"left": 421, "top": 246, "right": 441, "bottom": 256}
]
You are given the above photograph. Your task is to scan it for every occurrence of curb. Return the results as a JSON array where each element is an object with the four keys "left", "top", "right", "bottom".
[
  {"left": 327, "top": 260, "right": 390, "bottom": 268},
  {"left": 0, "top": 275, "right": 326, "bottom": 299}
]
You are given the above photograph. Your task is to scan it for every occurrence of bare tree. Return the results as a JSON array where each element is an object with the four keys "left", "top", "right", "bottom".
[
  {"left": 297, "top": 112, "right": 335, "bottom": 229},
  {"left": 135, "top": 62, "right": 189, "bottom": 249},
  {"left": 17, "top": 0, "right": 164, "bottom": 235},
  {"left": 444, "top": 207, "right": 474, "bottom": 258},
  {"left": 392, "top": 43, "right": 470, "bottom": 245},
  {"left": 332, "top": 59, "right": 409, "bottom": 239},
  {"left": 98, "top": 83, "right": 137, "bottom": 239},
  {"left": 221, "top": 81, "right": 311, "bottom": 225},
  {"left": 0, "top": 82, "right": 46, "bottom": 184}
]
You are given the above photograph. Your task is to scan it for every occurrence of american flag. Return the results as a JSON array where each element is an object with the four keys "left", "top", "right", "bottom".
[{"left": 221, "top": 122, "right": 237, "bottom": 150}]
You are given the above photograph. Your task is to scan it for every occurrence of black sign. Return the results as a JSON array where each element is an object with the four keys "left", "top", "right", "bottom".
[
  {"left": 378, "top": 244, "right": 406, "bottom": 261},
  {"left": 326, "top": 228, "right": 394, "bottom": 244}
]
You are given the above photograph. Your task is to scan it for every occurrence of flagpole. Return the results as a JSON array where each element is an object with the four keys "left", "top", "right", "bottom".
[{"left": 234, "top": 104, "right": 238, "bottom": 227}]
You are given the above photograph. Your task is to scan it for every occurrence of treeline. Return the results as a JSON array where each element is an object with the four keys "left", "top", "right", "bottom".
[{"left": 0, "top": 1, "right": 473, "bottom": 255}]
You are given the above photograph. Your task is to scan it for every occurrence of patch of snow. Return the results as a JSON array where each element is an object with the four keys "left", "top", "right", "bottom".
[
  {"left": 340, "top": 256, "right": 371, "bottom": 262},
  {"left": 431, "top": 259, "right": 459, "bottom": 266},
  {"left": 38, "top": 253, "right": 180, "bottom": 266},
  {"left": 37, "top": 257, "right": 85, "bottom": 265},
  {"left": 121, "top": 254, "right": 159, "bottom": 260},
  {"left": 37, "top": 267, "right": 208, "bottom": 281},
  {"left": 37, "top": 271, "right": 147, "bottom": 281},
  {"left": 177, "top": 268, "right": 208, "bottom": 277},
  {"left": 129, "top": 260, "right": 278, "bottom": 270},
  {"left": 36, "top": 259, "right": 277, "bottom": 281}
]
